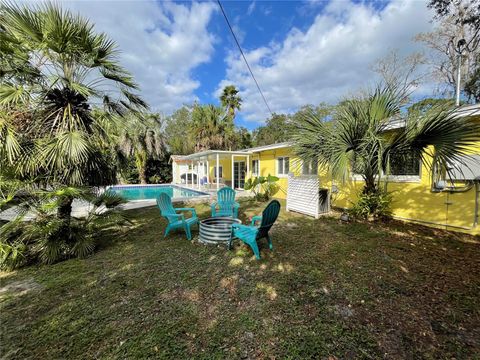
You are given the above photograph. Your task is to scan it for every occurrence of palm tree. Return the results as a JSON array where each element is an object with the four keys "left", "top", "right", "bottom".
[
  {"left": 293, "top": 87, "right": 480, "bottom": 196},
  {"left": 117, "top": 113, "right": 166, "bottom": 184},
  {"left": 220, "top": 85, "right": 242, "bottom": 120},
  {"left": 0, "top": 2, "right": 146, "bottom": 223},
  {"left": 191, "top": 104, "right": 231, "bottom": 151}
]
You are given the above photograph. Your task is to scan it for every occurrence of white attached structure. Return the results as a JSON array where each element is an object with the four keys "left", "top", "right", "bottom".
[
  {"left": 170, "top": 150, "right": 253, "bottom": 191},
  {"left": 286, "top": 173, "right": 330, "bottom": 218}
]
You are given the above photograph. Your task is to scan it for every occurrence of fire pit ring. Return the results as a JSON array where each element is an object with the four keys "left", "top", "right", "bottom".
[{"left": 199, "top": 217, "right": 241, "bottom": 245}]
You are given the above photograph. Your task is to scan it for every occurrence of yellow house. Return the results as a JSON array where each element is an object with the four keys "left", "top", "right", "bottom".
[{"left": 171, "top": 104, "right": 480, "bottom": 236}]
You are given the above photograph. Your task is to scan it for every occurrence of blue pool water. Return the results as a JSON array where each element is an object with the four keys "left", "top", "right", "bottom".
[{"left": 108, "top": 185, "right": 208, "bottom": 201}]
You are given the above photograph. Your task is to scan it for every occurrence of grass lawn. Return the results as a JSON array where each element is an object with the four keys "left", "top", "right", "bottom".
[{"left": 1, "top": 199, "right": 479, "bottom": 359}]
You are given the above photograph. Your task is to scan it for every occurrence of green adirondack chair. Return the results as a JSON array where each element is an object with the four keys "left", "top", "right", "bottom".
[
  {"left": 230, "top": 200, "right": 281, "bottom": 259},
  {"left": 156, "top": 193, "right": 199, "bottom": 240},
  {"left": 211, "top": 187, "right": 240, "bottom": 218}
]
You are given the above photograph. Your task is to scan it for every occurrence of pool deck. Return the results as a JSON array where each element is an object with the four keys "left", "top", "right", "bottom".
[{"left": 0, "top": 184, "right": 253, "bottom": 221}]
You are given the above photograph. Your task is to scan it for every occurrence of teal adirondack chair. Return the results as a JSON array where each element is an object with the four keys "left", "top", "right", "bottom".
[
  {"left": 156, "top": 193, "right": 199, "bottom": 240},
  {"left": 211, "top": 187, "right": 240, "bottom": 218},
  {"left": 230, "top": 200, "right": 281, "bottom": 259}
]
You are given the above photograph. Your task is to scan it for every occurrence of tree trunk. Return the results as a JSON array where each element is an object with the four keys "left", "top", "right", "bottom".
[
  {"left": 139, "top": 166, "right": 147, "bottom": 184},
  {"left": 135, "top": 152, "right": 148, "bottom": 184},
  {"left": 57, "top": 195, "right": 74, "bottom": 240},
  {"left": 57, "top": 196, "right": 73, "bottom": 224},
  {"left": 363, "top": 174, "right": 378, "bottom": 195}
]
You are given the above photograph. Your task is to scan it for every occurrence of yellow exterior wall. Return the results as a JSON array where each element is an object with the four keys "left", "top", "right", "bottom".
[
  {"left": 173, "top": 117, "right": 479, "bottom": 237},
  {"left": 249, "top": 142, "right": 479, "bottom": 236},
  {"left": 206, "top": 158, "right": 232, "bottom": 186},
  {"left": 249, "top": 148, "right": 292, "bottom": 199}
]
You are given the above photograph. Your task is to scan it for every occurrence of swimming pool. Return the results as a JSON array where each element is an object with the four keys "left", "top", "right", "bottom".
[{"left": 108, "top": 185, "right": 209, "bottom": 201}]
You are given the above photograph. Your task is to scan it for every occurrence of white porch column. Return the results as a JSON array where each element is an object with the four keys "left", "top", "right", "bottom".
[
  {"left": 206, "top": 158, "right": 210, "bottom": 184},
  {"left": 231, "top": 155, "right": 235, "bottom": 189},
  {"left": 190, "top": 160, "right": 194, "bottom": 188},
  {"left": 216, "top": 153, "right": 220, "bottom": 190},
  {"left": 196, "top": 161, "right": 200, "bottom": 189}
]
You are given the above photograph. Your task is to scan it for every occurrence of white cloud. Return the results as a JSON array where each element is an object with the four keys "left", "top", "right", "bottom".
[
  {"left": 247, "top": 1, "right": 256, "bottom": 15},
  {"left": 217, "top": 0, "right": 435, "bottom": 123},
  {"left": 62, "top": 0, "right": 217, "bottom": 113}
]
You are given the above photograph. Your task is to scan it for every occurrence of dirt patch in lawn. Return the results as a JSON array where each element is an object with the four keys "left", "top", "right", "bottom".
[{"left": 0, "top": 278, "right": 42, "bottom": 300}]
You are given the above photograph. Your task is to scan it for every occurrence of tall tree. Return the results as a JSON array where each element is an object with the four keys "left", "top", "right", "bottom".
[
  {"left": 117, "top": 113, "right": 166, "bottom": 184},
  {"left": 371, "top": 49, "right": 427, "bottom": 103},
  {"left": 220, "top": 85, "right": 242, "bottom": 119},
  {"left": 165, "top": 106, "right": 195, "bottom": 155},
  {"left": 416, "top": 0, "right": 480, "bottom": 100},
  {"left": 464, "top": 53, "right": 480, "bottom": 102},
  {"left": 231, "top": 126, "right": 252, "bottom": 150},
  {"left": 191, "top": 104, "right": 234, "bottom": 151},
  {"left": 252, "top": 113, "right": 291, "bottom": 146},
  {"left": 0, "top": 2, "right": 146, "bottom": 222}
]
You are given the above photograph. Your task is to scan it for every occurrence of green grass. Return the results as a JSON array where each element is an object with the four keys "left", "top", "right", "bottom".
[{"left": 1, "top": 199, "right": 479, "bottom": 359}]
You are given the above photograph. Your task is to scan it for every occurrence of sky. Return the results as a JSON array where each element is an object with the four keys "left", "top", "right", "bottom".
[{"left": 61, "top": 0, "right": 436, "bottom": 129}]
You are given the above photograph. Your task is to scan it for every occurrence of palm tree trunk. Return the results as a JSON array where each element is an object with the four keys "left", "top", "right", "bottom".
[
  {"left": 363, "top": 174, "right": 378, "bottom": 195},
  {"left": 57, "top": 196, "right": 73, "bottom": 227},
  {"left": 135, "top": 152, "right": 148, "bottom": 184},
  {"left": 139, "top": 166, "right": 147, "bottom": 184}
]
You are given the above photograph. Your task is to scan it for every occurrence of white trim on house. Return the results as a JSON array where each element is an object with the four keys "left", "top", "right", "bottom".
[
  {"left": 351, "top": 174, "right": 421, "bottom": 183},
  {"left": 242, "top": 142, "right": 293, "bottom": 153},
  {"left": 183, "top": 149, "right": 253, "bottom": 160},
  {"left": 384, "top": 104, "right": 480, "bottom": 130},
  {"left": 276, "top": 156, "right": 290, "bottom": 177},
  {"left": 453, "top": 104, "right": 480, "bottom": 118},
  {"left": 213, "top": 165, "right": 223, "bottom": 178},
  {"left": 252, "top": 158, "right": 260, "bottom": 176}
]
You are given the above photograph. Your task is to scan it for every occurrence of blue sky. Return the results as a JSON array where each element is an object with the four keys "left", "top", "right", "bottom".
[
  {"left": 63, "top": 0, "right": 435, "bottom": 130},
  {"left": 196, "top": 1, "right": 323, "bottom": 105}
]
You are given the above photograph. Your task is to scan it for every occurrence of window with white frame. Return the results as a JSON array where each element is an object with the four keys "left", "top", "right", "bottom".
[
  {"left": 302, "top": 159, "right": 318, "bottom": 175},
  {"left": 277, "top": 157, "right": 290, "bottom": 176},
  {"left": 214, "top": 166, "right": 223, "bottom": 178},
  {"left": 389, "top": 151, "right": 420, "bottom": 176},
  {"left": 252, "top": 159, "right": 259, "bottom": 176}
]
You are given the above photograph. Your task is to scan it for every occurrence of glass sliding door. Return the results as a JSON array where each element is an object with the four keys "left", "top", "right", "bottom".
[{"left": 233, "top": 161, "right": 246, "bottom": 189}]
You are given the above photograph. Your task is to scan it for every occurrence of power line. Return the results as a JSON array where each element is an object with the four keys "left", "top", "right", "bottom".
[{"left": 216, "top": 0, "right": 273, "bottom": 117}]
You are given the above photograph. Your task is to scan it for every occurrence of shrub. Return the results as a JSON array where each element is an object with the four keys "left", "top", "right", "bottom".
[
  {"left": 349, "top": 189, "right": 393, "bottom": 221},
  {"left": 244, "top": 174, "right": 279, "bottom": 201},
  {"left": 0, "top": 187, "right": 129, "bottom": 270}
]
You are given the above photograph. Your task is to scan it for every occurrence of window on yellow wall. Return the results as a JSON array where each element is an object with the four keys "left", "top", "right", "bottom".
[
  {"left": 302, "top": 159, "right": 318, "bottom": 175},
  {"left": 214, "top": 166, "right": 223, "bottom": 178},
  {"left": 390, "top": 151, "right": 420, "bottom": 176},
  {"left": 277, "top": 157, "right": 290, "bottom": 176},
  {"left": 252, "top": 159, "right": 259, "bottom": 176}
]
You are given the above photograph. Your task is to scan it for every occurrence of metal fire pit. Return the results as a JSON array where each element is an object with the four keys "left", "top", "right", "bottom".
[{"left": 199, "top": 217, "right": 241, "bottom": 245}]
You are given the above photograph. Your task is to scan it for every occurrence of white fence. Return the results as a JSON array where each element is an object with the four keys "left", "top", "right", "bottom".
[{"left": 286, "top": 173, "right": 330, "bottom": 219}]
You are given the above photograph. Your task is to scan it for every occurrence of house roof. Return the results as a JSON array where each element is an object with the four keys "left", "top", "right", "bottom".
[
  {"left": 453, "top": 103, "right": 480, "bottom": 118},
  {"left": 170, "top": 105, "right": 480, "bottom": 163},
  {"left": 384, "top": 103, "right": 480, "bottom": 130},
  {"left": 182, "top": 149, "right": 253, "bottom": 161},
  {"left": 241, "top": 142, "right": 293, "bottom": 153},
  {"left": 168, "top": 155, "right": 188, "bottom": 164}
]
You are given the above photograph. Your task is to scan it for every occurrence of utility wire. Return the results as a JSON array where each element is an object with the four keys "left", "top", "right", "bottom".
[{"left": 217, "top": 0, "right": 273, "bottom": 117}]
